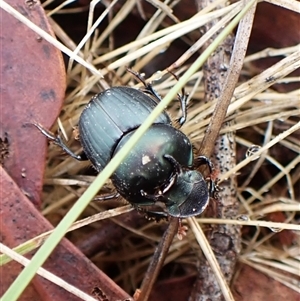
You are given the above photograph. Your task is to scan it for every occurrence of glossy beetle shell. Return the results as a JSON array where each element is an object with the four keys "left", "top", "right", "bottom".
[
  {"left": 78, "top": 85, "right": 210, "bottom": 217},
  {"left": 111, "top": 123, "right": 193, "bottom": 204},
  {"left": 79, "top": 87, "right": 170, "bottom": 171}
]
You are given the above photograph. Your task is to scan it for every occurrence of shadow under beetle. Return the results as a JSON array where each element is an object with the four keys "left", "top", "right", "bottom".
[{"left": 35, "top": 70, "right": 214, "bottom": 218}]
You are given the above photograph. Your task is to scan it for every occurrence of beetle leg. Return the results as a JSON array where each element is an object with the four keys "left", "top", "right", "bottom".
[
  {"left": 194, "top": 155, "right": 213, "bottom": 173},
  {"left": 177, "top": 93, "right": 188, "bottom": 127},
  {"left": 163, "top": 154, "right": 182, "bottom": 174},
  {"left": 144, "top": 210, "right": 169, "bottom": 221},
  {"left": 127, "top": 68, "right": 188, "bottom": 126},
  {"left": 161, "top": 154, "right": 182, "bottom": 194},
  {"left": 208, "top": 179, "right": 219, "bottom": 199},
  {"left": 126, "top": 68, "right": 162, "bottom": 103},
  {"left": 94, "top": 192, "right": 120, "bottom": 201},
  {"left": 194, "top": 155, "right": 215, "bottom": 196},
  {"left": 136, "top": 207, "right": 169, "bottom": 221},
  {"left": 140, "top": 190, "right": 159, "bottom": 201},
  {"left": 167, "top": 70, "right": 189, "bottom": 127},
  {"left": 133, "top": 196, "right": 171, "bottom": 220},
  {"left": 140, "top": 173, "right": 177, "bottom": 200},
  {"left": 32, "top": 122, "right": 87, "bottom": 161},
  {"left": 162, "top": 173, "right": 177, "bottom": 194}
]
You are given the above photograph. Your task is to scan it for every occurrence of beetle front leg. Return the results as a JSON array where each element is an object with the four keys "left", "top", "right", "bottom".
[
  {"left": 163, "top": 154, "right": 182, "bottom": 173},
  {"left": 33, "top": 122, "right": 87, "bottom": 161},
  {"left": 194, "top": 155, "right": 213, "bottom": 173},
  {"left": 194, "top": 155, "right": 216, "bottom": 196}
]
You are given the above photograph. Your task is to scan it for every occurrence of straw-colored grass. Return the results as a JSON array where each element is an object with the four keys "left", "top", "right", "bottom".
[{"left": 1, "top": 0, "right": 299, "bottom": 300}]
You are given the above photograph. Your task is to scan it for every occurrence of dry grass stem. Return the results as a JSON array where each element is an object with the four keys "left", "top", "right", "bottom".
[
  {"left": 265, "top": 0, "right": 300, "bottom": 12},
  {"left": 0, "top": 244, "right": 98, "bottom": 301},
  {"left": 1, "top": 0, "right": 299, "bottom": 299}
]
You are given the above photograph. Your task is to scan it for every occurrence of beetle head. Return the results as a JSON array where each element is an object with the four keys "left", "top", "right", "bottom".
[{"left": 163, "top": 169, "right": 210, "bottom": 218}]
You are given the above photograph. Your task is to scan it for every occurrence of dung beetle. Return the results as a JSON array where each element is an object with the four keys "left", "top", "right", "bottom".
[{"left": 35, "top": 70, "right": 214, "bottom": 218}]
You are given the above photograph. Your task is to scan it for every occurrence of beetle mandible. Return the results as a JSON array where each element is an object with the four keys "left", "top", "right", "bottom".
[{"left": 35, "top": 69, "right": 214, "bottom": 218}]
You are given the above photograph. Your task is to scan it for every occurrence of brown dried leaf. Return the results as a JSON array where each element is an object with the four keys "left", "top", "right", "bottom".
[
  {"left": 232, "top": 265, "right": 299, "bottom": 301},
  {"left": 0, "top": 166, "right": 131, "bottom": 301},
  {"left": 0, "top": 0, "right": 65, "bottom": 207}
]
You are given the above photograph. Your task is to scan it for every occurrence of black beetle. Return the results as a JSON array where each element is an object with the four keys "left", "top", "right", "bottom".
[{"left": 35, "top": 70, "right": 214, "bottom": 218}]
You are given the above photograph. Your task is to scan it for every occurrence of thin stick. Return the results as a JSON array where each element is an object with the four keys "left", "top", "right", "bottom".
[
  {"left": 200, "top": 0, "right": 257, "bottom": 157},
  {"left": 188, "top": 218, "right": 236, "bottom": 300},
  {"left": 136, "top": 218, "right": 179, "bottom": 301}
]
